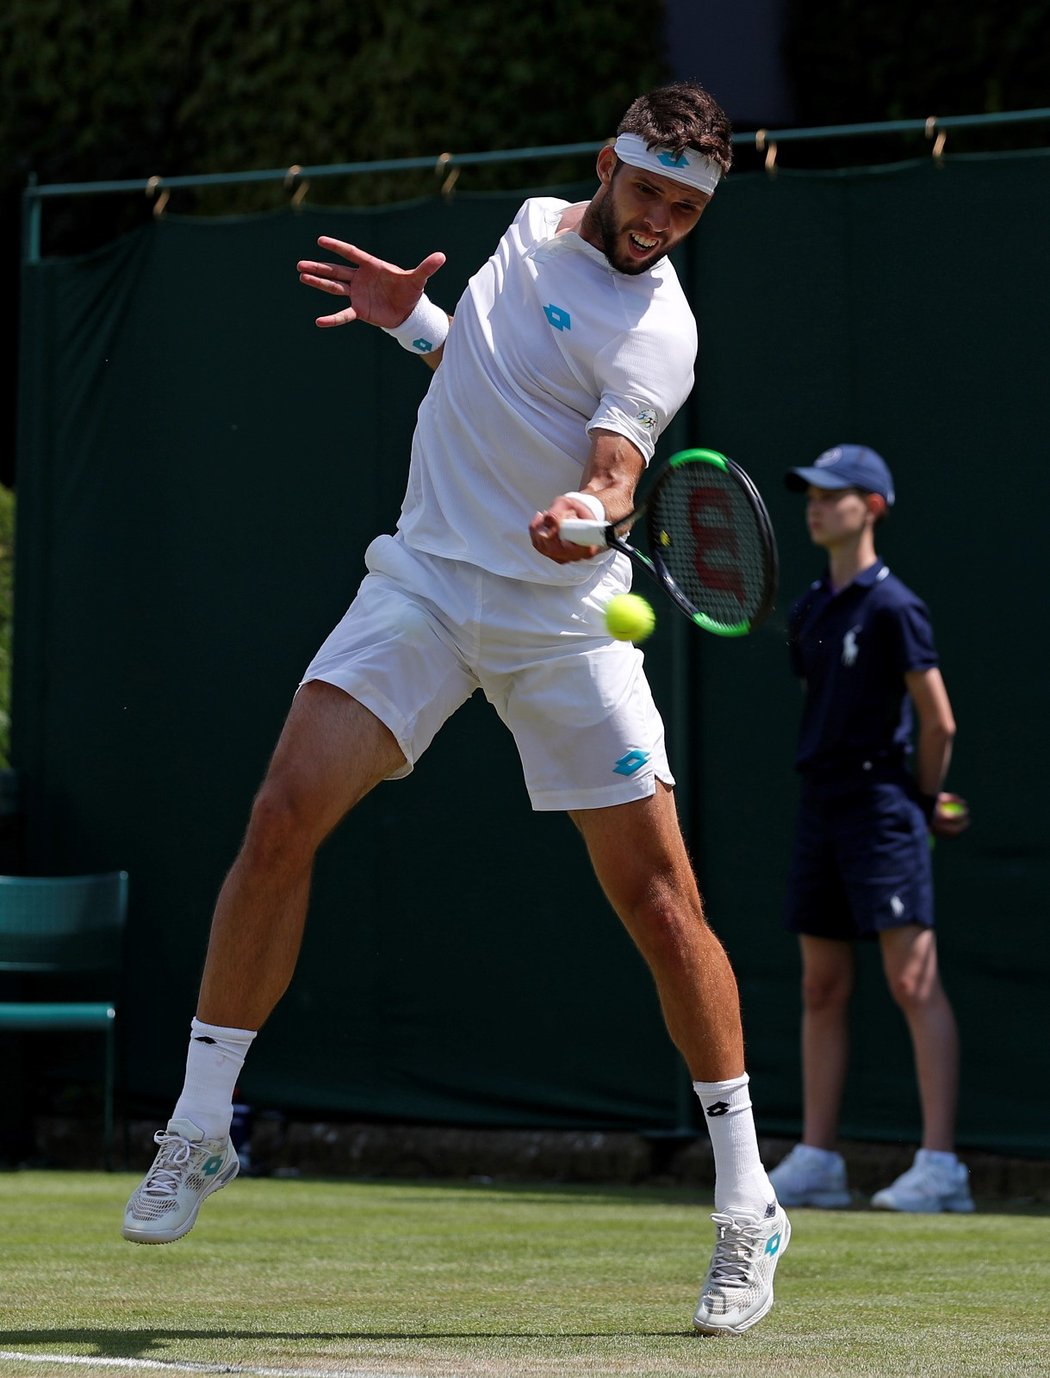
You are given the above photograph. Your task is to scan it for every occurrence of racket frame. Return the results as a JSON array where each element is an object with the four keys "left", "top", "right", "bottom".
[{"left": 560, "top": 448, "right": 778, "bottom": 637}]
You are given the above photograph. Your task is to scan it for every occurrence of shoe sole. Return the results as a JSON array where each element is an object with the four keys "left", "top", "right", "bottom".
[
  {"left": 692, "top": 1213, "right": 792, "bottom": 1336},
  {"left": 122, "top": 1159, "right": 240, "bottom": 1244}
]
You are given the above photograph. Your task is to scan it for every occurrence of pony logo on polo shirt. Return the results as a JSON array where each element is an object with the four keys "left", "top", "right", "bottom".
[
  {"left": 544, "top": 303, "right": 571, "bottom": 331},
  {"left": 842, "top": 626, "right": 861, "bottom": 666}
]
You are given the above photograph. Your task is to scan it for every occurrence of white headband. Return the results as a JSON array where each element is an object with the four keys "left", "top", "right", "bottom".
[{"left": 612, "top": 132, "right": 721, "bottom": 196}]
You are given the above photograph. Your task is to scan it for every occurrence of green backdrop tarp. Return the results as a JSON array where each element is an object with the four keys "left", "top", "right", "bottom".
[{"left": 14, "top": 151, "right": 1050, "bottom": 1154}]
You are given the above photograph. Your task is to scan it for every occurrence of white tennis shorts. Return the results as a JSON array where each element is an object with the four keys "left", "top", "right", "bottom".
[{"left": 301, "top": 534, "right": 674, "bottom": 811}]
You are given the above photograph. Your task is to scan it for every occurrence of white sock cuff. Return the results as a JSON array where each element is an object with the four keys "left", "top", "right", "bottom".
[
  {"left": 693, "top": 1073, "right": 750, "bottom": 1101},
  {"left": 190, "top": 1017, "right": 258, "bottom": 1053}
]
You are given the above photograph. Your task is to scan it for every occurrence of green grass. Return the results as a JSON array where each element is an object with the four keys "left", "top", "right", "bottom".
[{"left": 1, "top": 1171, "right": 1046, "bottom": 1378}]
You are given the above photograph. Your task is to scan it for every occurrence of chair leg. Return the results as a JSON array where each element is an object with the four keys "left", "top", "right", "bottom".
[{"left": 103, "top": 1022, "right": 115, "bottom": 1172}]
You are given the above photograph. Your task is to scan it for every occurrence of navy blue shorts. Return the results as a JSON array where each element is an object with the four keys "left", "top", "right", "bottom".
[{"left": 782, "top": 779, "right": 934, "bottom": 939}]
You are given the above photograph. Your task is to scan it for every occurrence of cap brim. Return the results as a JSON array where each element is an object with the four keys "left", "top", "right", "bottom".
[{"left": 784, "top": 466, "right": 855, "bottom": 492}]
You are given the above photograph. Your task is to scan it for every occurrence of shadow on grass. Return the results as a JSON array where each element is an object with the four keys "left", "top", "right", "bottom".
[{"left": 0, "top": 1327, "right": 695, "bottom": 1355}]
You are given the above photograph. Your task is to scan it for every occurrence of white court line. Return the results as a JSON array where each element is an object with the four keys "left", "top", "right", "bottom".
[{"left": 0, "top": 1352, "right": 436, "bottom": 1378}]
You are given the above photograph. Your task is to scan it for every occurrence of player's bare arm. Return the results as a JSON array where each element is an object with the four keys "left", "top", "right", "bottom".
[
  {"left": 297, "top": 236, "right": 448, "bottom": 333},
  {"left": 529, "top": 429, "right": 644, "bottom": 565}
]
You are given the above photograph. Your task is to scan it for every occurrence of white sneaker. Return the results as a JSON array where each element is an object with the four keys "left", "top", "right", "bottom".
[
  {"left": 870, "top": 1149, "right": 975, "bottom": 1213},
  {"left": 122, "top": 1117, "right": 240, "bottom": 1244},
  {"left": 768, "top": 1144, "right": 851, "bottom": 1208},
  {"left": 693, "top": 1202, "right": 791, "bottom": 1336}
]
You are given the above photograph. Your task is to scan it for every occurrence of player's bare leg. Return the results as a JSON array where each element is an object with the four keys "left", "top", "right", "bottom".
[
  {"left": 571, "top": 782, "right": 742, "bottom": 1081},
  {"left": 124, "top": 681, "right": 405, "bottom": 1244},
  {"left": 572, "top": 783, "right": 789, "bottom": 1335},
  {"left": 198, "top": 680, "right": 406, "bottom": 1029}
]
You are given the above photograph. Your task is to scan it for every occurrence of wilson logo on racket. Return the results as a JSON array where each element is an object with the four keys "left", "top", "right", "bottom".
[{"left": 687, "top": 487, "right": 747, "bottom": 606}]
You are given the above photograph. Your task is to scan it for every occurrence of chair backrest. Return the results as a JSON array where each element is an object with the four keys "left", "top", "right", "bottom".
[{"left": 0, "top": 872, "right": 129, "bottom": 973}]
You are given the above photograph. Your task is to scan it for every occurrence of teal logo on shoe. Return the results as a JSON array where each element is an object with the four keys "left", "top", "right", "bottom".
[
  {"left": 202, "top": 1154, "right": 226, "bottom": 1175},
  {"left": 765, "top": 1231, "right": 782, "bottom": 1257}
]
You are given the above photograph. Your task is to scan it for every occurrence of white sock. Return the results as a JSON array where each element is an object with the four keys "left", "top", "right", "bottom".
[
  {"left": 918, "top": 1148, "right": 959, "bottom": 1169},
  {"left": 693, "top": 1073, "right": 775, "bottom": 1215},
  {"left": 170, "top": 1018, "right": 257, "bottom": 1140}
]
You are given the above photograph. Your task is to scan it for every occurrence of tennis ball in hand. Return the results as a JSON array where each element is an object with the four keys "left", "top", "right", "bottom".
[
  {"left": 605, "top": 593, "right": 655, "bottom": 642},
  {"left": 938, "top": 800, "right": 968, "bottom": 819}
]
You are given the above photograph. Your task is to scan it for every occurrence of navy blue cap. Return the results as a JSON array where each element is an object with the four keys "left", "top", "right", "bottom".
[{"left": 785, "top": 444, "right": 895, "bottom": 506}]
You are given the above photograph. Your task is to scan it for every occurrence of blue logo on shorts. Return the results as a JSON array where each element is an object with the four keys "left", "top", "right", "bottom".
[{"left": 614, "top": 750, "right": 650, "bottom": 776}]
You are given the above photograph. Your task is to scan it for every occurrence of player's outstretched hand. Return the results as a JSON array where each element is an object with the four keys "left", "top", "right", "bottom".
[
  {"left": 297, "top": 237, "right": 446, "bottom": 329},
  {"left": 930, "top": 792, "right": 971, "bottom": 839}
]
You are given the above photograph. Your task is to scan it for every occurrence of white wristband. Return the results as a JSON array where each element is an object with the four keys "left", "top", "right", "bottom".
[
  {"left": 381, "top": 295, "right": 450, "bottom": 354},
  {"left": 563, "top": 491, "right": 606, "bottom": 522}
]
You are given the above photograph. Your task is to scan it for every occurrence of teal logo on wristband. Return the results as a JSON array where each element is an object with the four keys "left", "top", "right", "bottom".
[{"left": 412, "top": 338, "right": 434, "bottom": 352}]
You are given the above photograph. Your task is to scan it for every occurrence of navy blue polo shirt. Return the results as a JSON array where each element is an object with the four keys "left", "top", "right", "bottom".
[{"left": 788, "top": 559, "right": 938, "bottom": 781}]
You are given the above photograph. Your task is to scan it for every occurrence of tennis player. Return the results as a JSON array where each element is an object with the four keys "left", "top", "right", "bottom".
[
  {"left": 769, "top": 445, "right": 973, "bottom": 1213},
  {"left": 123, "top": 83, "right": 789, "bottom": 1334}
]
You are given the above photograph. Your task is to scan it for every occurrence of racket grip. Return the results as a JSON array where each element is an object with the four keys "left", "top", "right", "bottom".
[{"left": 559, "top": 517, "right": 609, "bottom": 548}]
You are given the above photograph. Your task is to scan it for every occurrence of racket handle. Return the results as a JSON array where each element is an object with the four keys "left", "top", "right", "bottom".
[{"left": 559, "top": 517, "right": 609, "bottom": 548}]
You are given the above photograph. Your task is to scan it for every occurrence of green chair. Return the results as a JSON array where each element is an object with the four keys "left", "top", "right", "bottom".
[{"left": 0, "top": 871, "right": 129, "bottom": 1169}]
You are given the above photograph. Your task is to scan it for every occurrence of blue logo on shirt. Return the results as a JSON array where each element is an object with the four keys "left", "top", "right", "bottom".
[
  {"left": 614, "top": 750, "right": 650, "bottom": 777},
  {"left": 544, "top": 304, "right": 571, "bottom": 331}
]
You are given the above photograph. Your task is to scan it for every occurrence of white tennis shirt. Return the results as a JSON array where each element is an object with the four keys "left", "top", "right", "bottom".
[{"left": 397, "top": 196, "right": 698, "bottom": 585}]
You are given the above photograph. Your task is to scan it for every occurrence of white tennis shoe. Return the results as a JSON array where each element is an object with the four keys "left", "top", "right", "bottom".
[
  {"left": 769, "top": 1143, "right": 852, "bottom": 1208},
  {"left": 693, "top": 1201, "right": 791, "bottom": 1336},
  {"left": 122, "top": 1117, "right": 239, "bottom": 1244},
  {"left": 870, "top": 1149, "right": 975, "bottom": 1213}
]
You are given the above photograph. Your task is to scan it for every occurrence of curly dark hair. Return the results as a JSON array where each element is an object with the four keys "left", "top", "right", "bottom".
[{"left": 617, "top": 82, "right": 733, "bottom": 175}]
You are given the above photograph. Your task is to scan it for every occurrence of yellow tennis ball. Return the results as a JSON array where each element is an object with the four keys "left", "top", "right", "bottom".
[{"left": 605, "top": 593, "right": 655, "bottom": 642}]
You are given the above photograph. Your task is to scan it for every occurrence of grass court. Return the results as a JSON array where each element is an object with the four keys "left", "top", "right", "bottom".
[{"left": 1, "top": 1171, "right": 1046, "bottom": 1378}]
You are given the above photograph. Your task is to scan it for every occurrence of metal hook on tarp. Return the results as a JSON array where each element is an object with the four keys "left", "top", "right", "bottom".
[
  {"left": 925, "top": 116, "right": 947, "bottom": 161},
  {"left": 435, "top": 152, "right": 459, "bottom": 198},
  {"left": 285, "top": 165, "right": 310, "bottom": 207},
  {"left": 755, "top": 129, "right": 778, "bottom": 174},
  {"left": 145, "top": 176, "right": 169, "bottom": 218}
]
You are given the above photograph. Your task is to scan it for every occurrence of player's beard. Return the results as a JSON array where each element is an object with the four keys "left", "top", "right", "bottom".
[{"left": 590, "top": 191, "right": 659, "bottom": 276}]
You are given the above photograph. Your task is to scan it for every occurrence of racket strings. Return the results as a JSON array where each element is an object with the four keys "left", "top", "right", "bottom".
[{"left": 649, "top": 476, "right": 772, "bottom": 625}]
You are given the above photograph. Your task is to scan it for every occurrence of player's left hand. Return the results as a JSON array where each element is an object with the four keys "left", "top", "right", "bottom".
[
  {"left": 297, "top": 236, "right": 446, "bottom": 329},
  {"left": 930, "top": 792, "right": 971, "bottom": 838}
]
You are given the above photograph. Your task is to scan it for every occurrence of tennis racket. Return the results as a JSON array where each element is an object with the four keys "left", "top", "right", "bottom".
[{"left": 559, "top": 448, "right": 778, "bottom": 637}]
